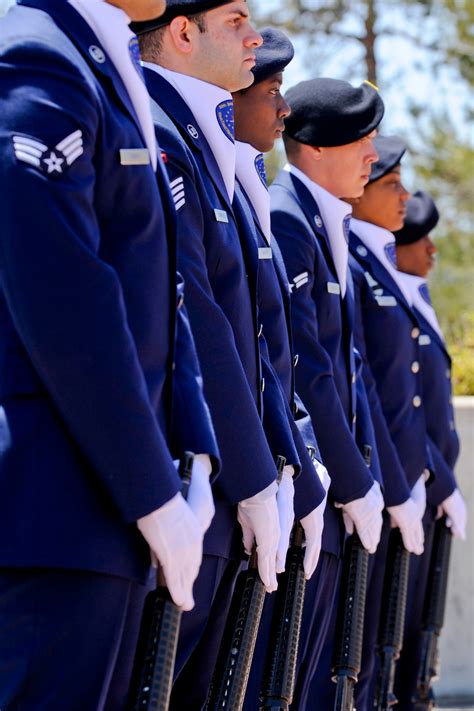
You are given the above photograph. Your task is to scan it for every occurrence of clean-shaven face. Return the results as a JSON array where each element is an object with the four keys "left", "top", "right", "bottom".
[
  {"left": 396, "top": 235, "right": 437, "bottom": 277},
  {"left": 192, "top": 2, "right": 262, "bottom": 92},
  {"left": 350, "top": 166, "right": 410, "bottom": 230},
  {"left": 233, "top": 71, "right": 291, "bottom": 152},
  {"left": 316, "top": 131, "right": 379, "bottom": 199}
]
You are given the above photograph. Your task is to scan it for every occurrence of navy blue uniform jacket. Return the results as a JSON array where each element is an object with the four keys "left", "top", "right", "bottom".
[
  {"left": 270, "top": 169, "right": 376, "bottom": 556},
  {"left": 415, "top": 309, "right": 459, "bottom": 506},
  {"left": 349, "top": 232, "right": 431, "bottom": 494},
  {"left": 144, "top": 69, "right": 281, "bottom": 558},
  {"left": 237, "top": 184, "right": 326, "bottom": 519},
  {"left": 0, "top": 0, "right": 218, "bottom": 583}
]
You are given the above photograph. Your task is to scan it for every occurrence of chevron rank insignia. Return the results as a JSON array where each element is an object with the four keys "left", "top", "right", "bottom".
[
  {"left": 169, "top": 175, "right": 185, "bottom": 211},
  {"left": 12, "top": 130, "right": 84, "bottom": 176}
]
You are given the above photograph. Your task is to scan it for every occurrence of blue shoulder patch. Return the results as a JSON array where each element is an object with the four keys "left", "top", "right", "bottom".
[
  {"left": 128, "top": 37, "right": 143, "bottom": 79},
  {"left": 384, "top": 241, "right": 397, "bottom": 267},
  {"left": 254, "top": 153, "right": 267, "bottom": 188},
  {"left": 418, "top": 283, "right": 432, "bottom": 306},
  {"left": 343, "top": 215, "right": 351, "bottom": 243},
  {"left": 215, "top": 100, "right": 235, "bottom": 143}
]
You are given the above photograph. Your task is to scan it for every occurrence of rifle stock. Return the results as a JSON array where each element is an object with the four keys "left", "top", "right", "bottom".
[
  {"left": 129, "top": 451, "right": 194, "bottom": 711},
  {"left": 206, "top": 456, "right": 286, "bottom": 711},
  {"left": 374, "top": 528, "right": 410, "bottom": 711},
  {"left": 332, "top": 533, "right": 369, "bottom": 711},
  {"left": 413, "top": 517, "right": 452, "bottom": 710},
  {"left": 259, "top": 522, "right": 306, "bottom": 710}
]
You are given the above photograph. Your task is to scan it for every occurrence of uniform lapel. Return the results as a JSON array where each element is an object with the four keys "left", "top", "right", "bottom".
[
  {"left": 20, "top": 0, "right": 147, "bottom": 146},
  {"left": 415, "top": 309, "right": 451, "bottom": 362},
  {"left": 349, "top": 232, "right": 414, "bottom": 316},
  {"left": 143, "top": 68, "right": 233, "bottom": 214}
]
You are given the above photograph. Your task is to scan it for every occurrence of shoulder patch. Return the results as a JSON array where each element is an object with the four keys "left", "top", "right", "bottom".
[
  {"left": 215, "top": 100, "right": 235, "bottom": 143},
  {"left": 13, "top": 130, "right": 84, "bottom": 176}
]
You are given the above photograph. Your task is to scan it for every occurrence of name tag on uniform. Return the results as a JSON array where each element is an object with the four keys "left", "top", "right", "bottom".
[
  {"left": 214, "top": 208, "right": 229, "bottom": 223},
  {"left": 375, "top": 295, "right": 397, "bottom": 306},
  {"left": 419, "top": 334, "right": 432, "bottom": 346},
  {"left": 258, "top": 247, "right": 272, "bottom": 260},
  {"left": 119, "top": 148, "right": 150, "bottom": 165},
  {"left": 327, "top": 281, "right": 341, "bottom": 295}
]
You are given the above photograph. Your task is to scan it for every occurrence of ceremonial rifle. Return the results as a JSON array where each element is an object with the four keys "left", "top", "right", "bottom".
[
  {"left": 332, "top": 533, "right": 369, "bottom": 711},
  {"left": 206, "top": 455, "right": 287, "bottom": 711},
  {"left": 374, "top": 528, "right": 410, "bottom": 710},
  {"left": 129, "top": 451, "right": 194, "bottom": 711},
  {"left": 413, "top": 516, "right": 452, "bottom": 710},
  {"left": 259, "top": 445, "right": 321, "bottom": 711}
]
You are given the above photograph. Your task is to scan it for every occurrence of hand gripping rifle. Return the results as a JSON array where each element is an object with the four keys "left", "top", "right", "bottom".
[
  {"left": 129, "top": 451, "right": 194, "bottom": 711},
  {"left": 331, "top": 533, "right": 369, "bottom": 711},
  {"left": 374, "top": 528, "right": 411, "bottom": 710},
  {"left": 259, "top": 520, "right": 306, "bottom": 711},
  {"left": 206, "top": 455, "right": 287, "bottom": 711},
  {"left": 413, "top": 516, "right": 452, "bottom": 710},
  {"left": 259, "top": 444, "right": 321, "bottom": 711}
]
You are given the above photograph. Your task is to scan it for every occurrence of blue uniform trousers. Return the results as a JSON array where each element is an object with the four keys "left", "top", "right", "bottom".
[
  {"left": 170, "top": 555, "right": 243, "bottom": 710},
  {"left": 393, "top": 506, "right": 437, "bottom": 710},
  {"left": 0, "top": 568, "right": 145, "bottom": 711}
]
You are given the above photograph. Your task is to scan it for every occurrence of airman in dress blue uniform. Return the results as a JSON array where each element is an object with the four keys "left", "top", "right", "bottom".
[
  {"left": 230, "top": 30, "right": 333, "bottom": 709},
  {"left": 269, "top": 78, "right": 386, "bottom": 709},
  {"left": 346, "top": 137, "right": 431, "bottom": 709},
  {"left": 133, "top": 4, "right": 303, "bottom": 707},
  {"left": 391, "top": 190, "right": 467, "bottom": 710},
  {"left": 0, "top": 0, "right": 220, "bottom": 709}
]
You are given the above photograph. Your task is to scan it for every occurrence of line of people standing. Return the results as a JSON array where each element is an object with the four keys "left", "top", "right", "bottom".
[{"left": 0, "top": 0, "right": 467, "bottom": 709}]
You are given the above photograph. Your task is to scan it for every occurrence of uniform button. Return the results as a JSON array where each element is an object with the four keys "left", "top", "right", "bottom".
[
  {"left": 413, "top": 395, "right": 422, "bottom": 408},
  {"left": 411, "top": 327, "right": 420, "bottom": 339},
  {"left": 411, "top": 361, "right": 420, "bottom": 373},
  {"left": 294, "top": 354, "right": 299, "bottom": 367},
  {"left": 450, "top": 420, "right": 455, "bottom": 430},
  {"left": 445, "top": 368, "right": 450, "bottom": 378},
  {"left": 352, "top": 372, "right": 356, "bottom": 384},
  {"left": 258, "top": 323, "right": 263, "bottom": 337},
  {"left": 357, "top": 245, "right": 368, "bottom": 257},
  {"left": 172, "top": 362, "right": 176, "bottom": 371},
  {"left": 352, "top": 414, "right": 357, "bottom": 425},
  {"left": 261, "top": 377, "right": 265, "bottom": 393}
]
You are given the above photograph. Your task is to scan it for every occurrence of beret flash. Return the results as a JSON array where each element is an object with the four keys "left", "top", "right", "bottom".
[
  {"left": 251, "top": 27, "right": 294, "bottom": 85},
  {"left": 131, "top": 0, "right": 236, "bottom": 33},
  {"left": 369, "top": 135, "right": 407, "bottom": 183},
  {"left": 283, "top": 77, "right": 384, "bottom": 147},
  {"left": 394, "top": 191, "right": 440, "bottom": 245}
]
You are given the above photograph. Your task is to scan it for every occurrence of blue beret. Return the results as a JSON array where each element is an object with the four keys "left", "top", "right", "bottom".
[
  {"left": 394, "top": 191, "right": 440, "bottom": 245},
  {"left": 369, "top": 135, "right": 407, "bottom": 183},
  {"left": 251, "top": 28, "right": 294, "bottom": 85},
  {"left": 283, "top": 78, "right": 384, "bottom": 147},
  {"left": 131, "top": 0, "right": 235, "bottom": 33}
]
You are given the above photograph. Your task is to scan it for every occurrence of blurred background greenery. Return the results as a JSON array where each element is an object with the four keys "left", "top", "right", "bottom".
[{"left": 1, "top": 0, "right": 472, "bottom": 391}]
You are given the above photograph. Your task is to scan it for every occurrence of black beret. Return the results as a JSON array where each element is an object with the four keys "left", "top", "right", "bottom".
[
  {"left": 283, "top": 78, "right": 384, "bottom": 147},
  {"left": 251, "top": 27, "right": 294, "bottom": 85},
  {"left": 130, "top": 0, "right": 235, "bottom": 34},
  {"left": 369, "top": 135, "right": 407, "bottom": 183},
  {"left": 394, "top": 190, "right": 440, "bottom": 245}
]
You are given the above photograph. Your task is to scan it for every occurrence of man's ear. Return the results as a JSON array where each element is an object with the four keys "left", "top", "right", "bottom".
[
  {"left": 168, "top": 16, "right": 196, "bottom": 54},
  {"left": 308, "top": 145, "right": 323, "bottom": 163}
]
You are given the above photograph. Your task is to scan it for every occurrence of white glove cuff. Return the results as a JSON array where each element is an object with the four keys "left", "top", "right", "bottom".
[{"left": 240, "top": 480, "right": 279, "bottom": 507}]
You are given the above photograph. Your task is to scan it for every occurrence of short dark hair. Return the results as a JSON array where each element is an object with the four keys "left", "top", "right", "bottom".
[
  {"left": 282, "top": 133, "right": 302, "bottom": 160},
  {"left": 138, "top": 12, "right": 207, "bottom": 60}
]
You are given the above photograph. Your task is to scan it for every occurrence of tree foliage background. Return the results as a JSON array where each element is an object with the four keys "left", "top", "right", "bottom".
[
  {"left": 252, "top": 0, "right": 473, "bottom": 393},
  {"left": 0, "top": 0, "right": 472, "bottom": 391}
]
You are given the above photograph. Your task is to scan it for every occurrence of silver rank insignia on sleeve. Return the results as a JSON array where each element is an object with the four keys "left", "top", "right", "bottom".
[
  {"left": 169, "top": 176, "right": 185, "bottom": 211},
  {"left": 12, "top": 130, "right": 84, "bottom": 176}
]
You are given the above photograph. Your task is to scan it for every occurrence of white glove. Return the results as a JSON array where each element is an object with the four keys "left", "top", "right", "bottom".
[
  {"left": 238, "top": 481, "right": 280, "bottom": 593},
  {"left": 411, "top": 474, "right": 427, "bottom": 520},
  {"left": 387, "top": 497, "right": 424, "bottom": 555},
  {"left": 336, "top": 481, "right": 384, "bottom": 554},
  {"left": 186, "top": 454, "right": 215, "bottom": 535},
  {"left": 276, "top": 465, "right": 295, "bottom": 573},
  {"left": 137, "top": 493, "right": 204, "bottom": 611},
  {"left": 439, "top": 488, "right": 467, "bottom": 540},
  {"left": 315, "top": 459, "right": 331, "bottom": 493}
]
